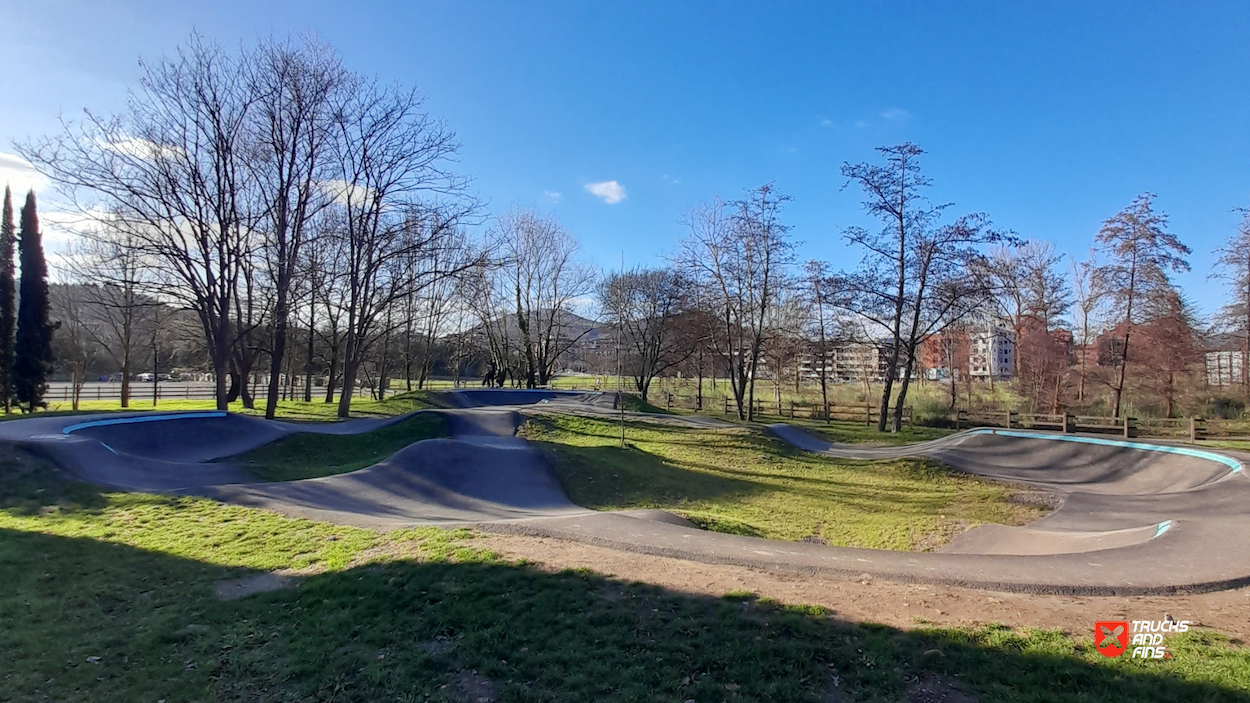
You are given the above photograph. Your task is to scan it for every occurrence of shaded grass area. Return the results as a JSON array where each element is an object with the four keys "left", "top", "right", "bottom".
[
  {"left": 1, "top": 452, "right": 1249, "bottom": 702},
  {"left": 232, "top": 412, "right": 448, "bottom": 482},
  {"left": 618, "top": 393, "right": 674, "bottom": 415},
  {"left": 518, "top": 414, "right": 1046, "bottom": 550},
  {"left": 28, "top": 390, "right": 453, "bottom": 422}
]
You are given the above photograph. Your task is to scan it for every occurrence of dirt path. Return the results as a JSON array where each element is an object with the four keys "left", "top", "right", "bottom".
[{"left": 473, "top": 532, "right": 1250, "bottom": 642}]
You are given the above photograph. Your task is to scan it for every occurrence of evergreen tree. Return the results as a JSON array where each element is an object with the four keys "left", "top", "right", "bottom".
[
  {"left": 13, "top": 191, "right": 55, "bottom": 412},
  {"left": 0, "top": 187, "right": 15, "bottom": 412}
]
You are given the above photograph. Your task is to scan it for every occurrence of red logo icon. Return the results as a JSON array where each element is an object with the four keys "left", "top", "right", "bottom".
[{"left": 1095, "top": 621, "right": 1129, "bottom": 658}]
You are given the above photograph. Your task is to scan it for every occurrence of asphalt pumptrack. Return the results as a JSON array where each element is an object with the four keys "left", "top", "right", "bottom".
[{"left": 3, "top": 389, "right": 1248, "bottom": 596}]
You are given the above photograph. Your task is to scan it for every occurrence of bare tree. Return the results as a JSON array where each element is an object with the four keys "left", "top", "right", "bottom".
[
  {"left": 62, "top": 221, "right": 159, "bottom": 407},
  {"left": 465, "top": 260, "right": 515, "bottom": 387},
  {"left": 491, "top": 208, "right": 596, "bottom": 388},
  {"left": 1094, "top": 193, "right": 1190, "bottom": 418},
  {"left": 20, "top": 34, "right": 255, "bottom": 410},
  {"left": 599, "top": 266, "right": 691, "bottom": 401},
  {"left": 407, "top": 228, "right": 468, "bottom": 388},
  {"left": 327, "top": 75, "right": 479, "bottom": 417},
  {"left": 679, "top": 185, "right": 794, "bottom": 421},
  {"left": 803, "top": 260, "right": 834, "bottom": 416},
  {"left": 761, "top": 287, "right": 809, "bottom": 406},
  {"left": 989, "top": 241, "right": 1071, "bottom": 331},
  {"left": 1069, "top": 252, "right": 1105, "bottom": 403},
  {"left": 1212, "top": 208, "right": 1250, "bottom": 403},
  {"left": 49, "top": 283, "right": 88, "bottom": 409},
  {"left": 838, "top": 144, "right": 1006, "bottom": 432},
  {"left": 248, "top": 35, "right": 346, "bottom": 418}
]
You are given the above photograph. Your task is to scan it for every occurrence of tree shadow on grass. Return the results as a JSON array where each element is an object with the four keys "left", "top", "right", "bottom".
[
  {"left": 0, "top": 444, "right": 108, "bottom": 514},
  {"left": 3, "top": 526, "right": 1249, "bottom": 702},
  {"left": 534, "top": 440, "right": 759, "bottom": 509}
]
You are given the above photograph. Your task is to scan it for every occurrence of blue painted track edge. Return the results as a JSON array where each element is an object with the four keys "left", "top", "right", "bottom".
[
  {"left": 62, "top": 411, "right": 229, "bottom": 435},
  {"left": 977, "top": 428, "right": 1244, "bottom": 473}
]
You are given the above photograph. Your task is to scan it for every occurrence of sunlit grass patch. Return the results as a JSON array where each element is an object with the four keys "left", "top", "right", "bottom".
[
  {"left": 519, "top": 414, "right": 1043, "bottom": 550},
  {"left": 232, "top": 412, "right": 448, "bottom": 482}
]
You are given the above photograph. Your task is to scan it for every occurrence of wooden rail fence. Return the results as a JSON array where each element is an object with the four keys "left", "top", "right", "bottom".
[{"left": 956, "top": 410, "right": 1207, "bottom": 441}]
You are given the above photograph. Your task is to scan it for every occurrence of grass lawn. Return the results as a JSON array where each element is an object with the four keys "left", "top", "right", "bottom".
[
  {"left": 518, "top": 414, "right": 1046, "bottom": 550},
  {"left": 26, "top": 390, "right": 452, "bottom": 422},
  {"left": 231, "top": 412, "right": 448, "bottom": 482},
  {"left": 778, "top": 416, "right": 956, "bottom": 446},
  {"left": 2, "top": 450, "right": 1248, "bottom": 702}
]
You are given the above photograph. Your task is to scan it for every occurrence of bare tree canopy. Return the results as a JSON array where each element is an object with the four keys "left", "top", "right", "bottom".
[
  {"left": 19, "top": 34, "right": 255, "bottom": 409},
  {"left": 599, "top": 266, "right": 691, "bottom": 401},
  {"left": 19, "top": 32, "right": 481, "bottom": 416},
  {"left": 1212, "top": 207, "right": 1250, "bottom": 402},
  {"left": 487, "top": 207, "right": 596, "bottom": 389},
  {"left": 679, "top": 185, "right": 794, "bottom": 420},
  {"left": 836, "top": 144, "right": 1009, "bottom": 431}
]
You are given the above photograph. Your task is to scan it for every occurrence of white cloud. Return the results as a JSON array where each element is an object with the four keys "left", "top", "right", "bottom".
[
  {"left": 0, "top": 152, "right": 49, "bottom": 198},
  {"left": 819, "top": 118, "right": 834, "bottom": 127},
  {"left": 101, "top": 137, "right": 183, "bottom": 161},
  {"left": 584, "top": 180, "right": 627, "bottom": 204},
  {"left": 661, "top": 174, "right": 681, "bottom": 186},
  {"left": 318, "top": 179, "right": 375, "bottom": 206},
  {"left": 542, "top": 190, "right": 562, "bottom": 203},
  {"left": 854, "top": 120, "right": 869, "bottom": 128},
  {"left": 880, "top": 108, "right": 911, "bottom": 121},
  {"left": 0, "top": 151, "right": 83, "bottom": 256}
]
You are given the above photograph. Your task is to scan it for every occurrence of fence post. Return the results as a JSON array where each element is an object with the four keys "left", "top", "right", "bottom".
[
  {"left": 866, "top": 402, "right": 872, "bottom": 426},
  {"left": 1004, "top": 410, "right": 1013, "bottom": 430},
  {"left": 1189, "top": 416, "right": 1198, "bottom": 442},
  {"left": 1123, "top": 416, "right": 1133, "bottom": 439},
  {"left": 1064, "top": 413, "right": 1075, "bottom": 434},
  {"left": 824, "top": 402, "right": 830, "bottom": 423}
]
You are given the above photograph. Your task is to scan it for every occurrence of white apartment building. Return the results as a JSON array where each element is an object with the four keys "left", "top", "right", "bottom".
[
  {"left": 968, "top": 324, "right": 1015, "bottom": 379},
  {"left": 1206, "top": 349, "right": 1245, "bottom": 387}
]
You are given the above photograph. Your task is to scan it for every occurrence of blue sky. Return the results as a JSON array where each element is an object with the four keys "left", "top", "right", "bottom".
[{"left": 2, "top": 1, "right": 1249, "bottom": 315}]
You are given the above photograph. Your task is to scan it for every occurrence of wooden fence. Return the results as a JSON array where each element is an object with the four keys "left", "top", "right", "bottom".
[
  {"left": 956, "top": 410, "right": 1208, "bottom": 441},
  {"left": 561, "top": 382, "right": 1250, "bottom": 442}
]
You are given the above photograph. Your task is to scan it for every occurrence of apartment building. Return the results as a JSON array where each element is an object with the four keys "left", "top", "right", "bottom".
[{"left": 968, "top": 324, "right": 1015, "bottom": 379}]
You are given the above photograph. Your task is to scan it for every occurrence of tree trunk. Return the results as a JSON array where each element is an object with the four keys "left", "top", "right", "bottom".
[
  {"left": 120, "top": 349, "right": 131, "bottom": 409},
  {"left": 324, "top": 346, "right": 339, "bottom": 403},
  {"left": 264, "top": 292, "right": 289, "bottom": 419},
  {"left": 893, "top": 346, "right": 917, "bottom": 433}
]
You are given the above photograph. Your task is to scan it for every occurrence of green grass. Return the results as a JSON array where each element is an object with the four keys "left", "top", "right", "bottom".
[
  {"left": 518, "top": 414, "right": 1046, "bottom": 549},
  {"left": 780, "top": 416, "right": 956, "bottom": 445},
  {"left": 618, "top": 393, "right": 674, "bottom": 414},
  {"left": 231, "top": 412, "right": 448, "bottom": 482},
  {"left": 2, "top": 450, "right": 1248, "bottom": 702},
  {"left": 27, "top": 389, "right": 452, "bottom": 422}
]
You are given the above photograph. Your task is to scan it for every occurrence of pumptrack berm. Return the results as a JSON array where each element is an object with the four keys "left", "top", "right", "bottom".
[{"left": 3, "top": 389, "right": 1248, "bottom": 596}]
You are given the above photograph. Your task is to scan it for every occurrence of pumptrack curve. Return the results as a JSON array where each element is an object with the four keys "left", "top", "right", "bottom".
[{"left": 2, "top": 390, "right": 1248, "bottom": 595}]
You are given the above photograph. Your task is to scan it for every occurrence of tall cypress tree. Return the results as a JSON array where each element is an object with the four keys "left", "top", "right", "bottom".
[
  {"left": 13, "top": 190, "right": 54, "bottom": 412},
  {"left": 0, "top": 187, "right": 15, "bottom": 413}
]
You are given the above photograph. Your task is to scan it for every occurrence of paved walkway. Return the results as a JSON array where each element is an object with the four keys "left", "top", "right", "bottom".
[{"left": 3, "top": 391, "right": 1248, "bottom": 594}]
